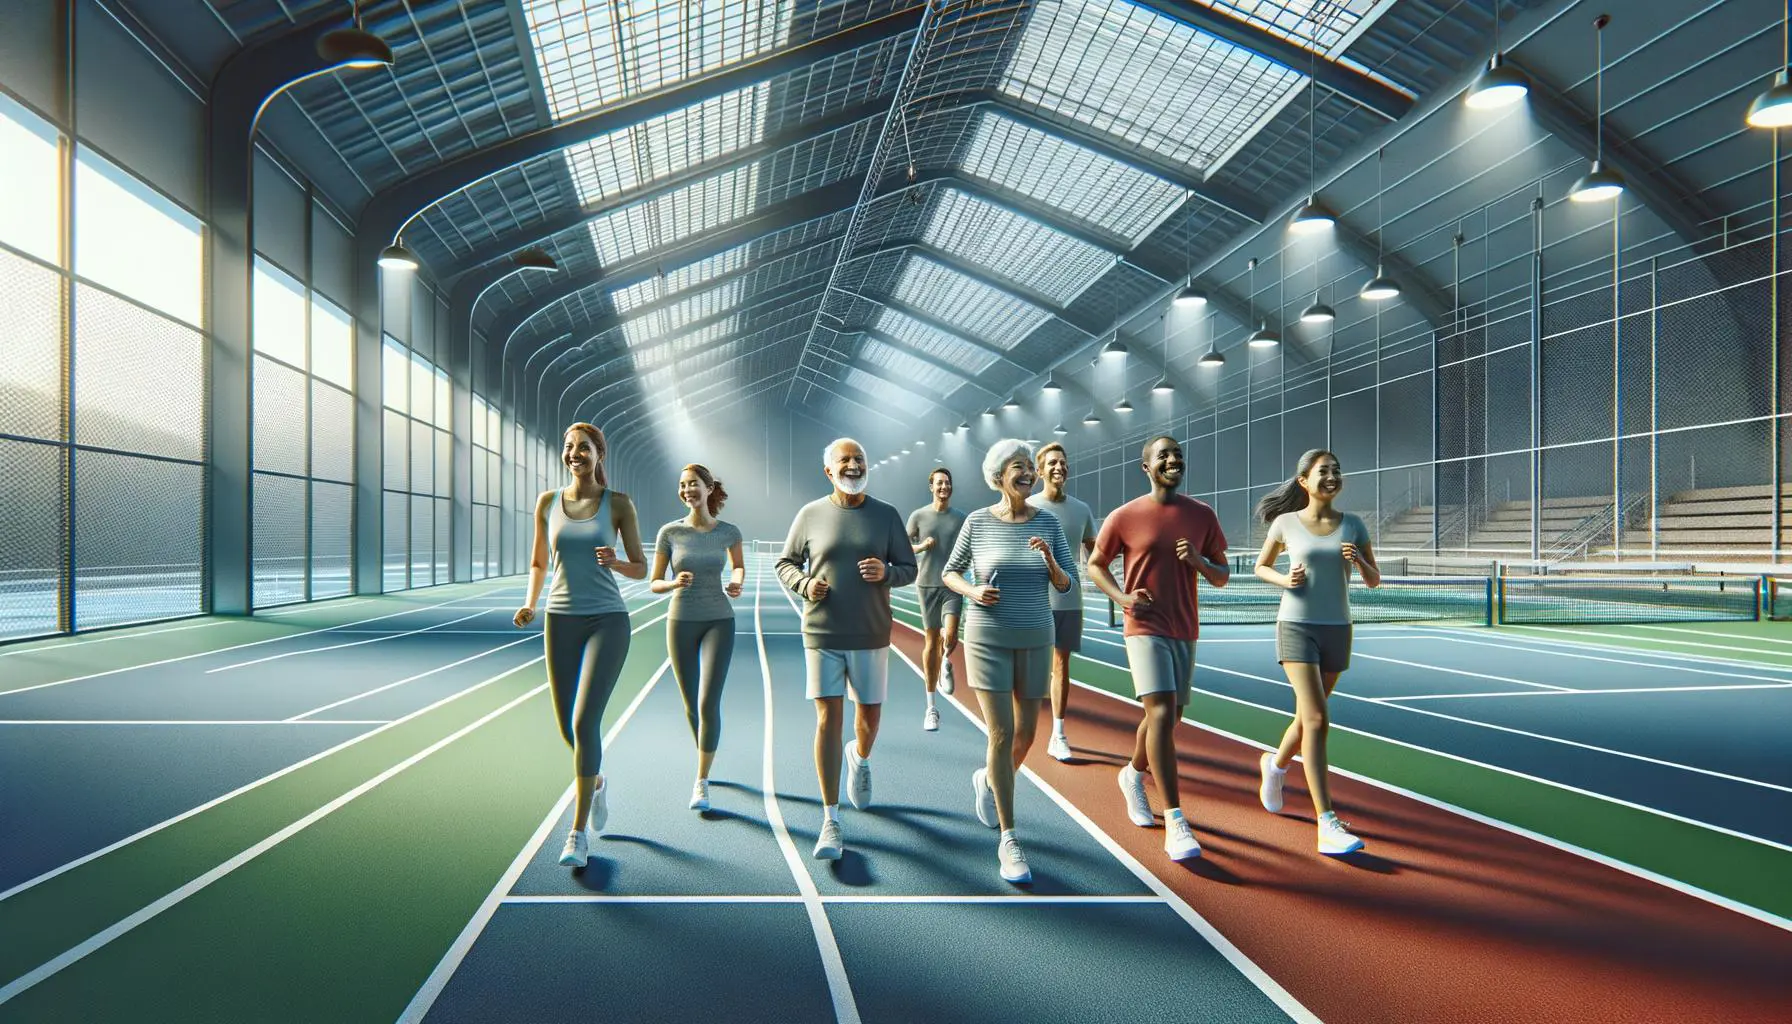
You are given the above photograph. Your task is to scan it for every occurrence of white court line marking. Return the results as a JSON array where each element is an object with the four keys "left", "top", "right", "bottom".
[
  {"left": 256, "top": 598, "right": 373, "bottom": 617},
  {"left": 0, "top": 620, "right": 231, "bottom": 659},
  {"left": 1055, "top": 668, "right": 1792, "bottom": 934},
  {"left": 0, "top": 657, "right": 542, "bottom": 906},
  {"left": 0, "top": 589, "right": 512, "bottom": 698},
  {"left": 1454, "top": 625, "right": 1792, "bottom": 672},
  {"left": 1383, "top": 681, "right": 1792, "bottom": 702},
  {"left": 396, "top": 656, "right": 674, "bottom": 1024},
  {"left": 0, "top": 678, "right": 554, "bottom": 1006},
  {"left": 283, "top": 636, "right": 541, "bottom": 721},
  {"left": 758, "top": 561, "right": 862, "bottom": 1024},
  {"left": 205, "top": 609, "right": 500, "bottom": 674},
  {"left": 499, "top": 894, "right": 1164, "bottom": 905},
  {"left": 1350, "top": 652, "right": 1576, "bottom": 692},
  {"left": 0, "top": 719, "right": 389, "bottom": 726},
  {"left": 1431, "top": 633, "right": 1792, "bottom": 685},
  {"left": 329, "top": 629, "right": 527, "bottom": 635},
  {"left": 1066, "top": 650, "right": 1792, "bottom": 856},
  {"left": 884, "top": 633, "right": 1321, "bottom": 1024},
  {"left": 1631, "top": 624, "right": 1792, "bottom": 647}
]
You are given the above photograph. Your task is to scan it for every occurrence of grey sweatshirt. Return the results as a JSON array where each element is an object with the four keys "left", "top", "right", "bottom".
[{"left": 776, "top": 494, "right": 919, "bottom": 650}]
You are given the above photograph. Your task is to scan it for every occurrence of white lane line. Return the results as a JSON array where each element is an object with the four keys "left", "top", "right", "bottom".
[
  {"left": 1068, "top": 651, "right": 1792, "bottom": 856},
  {"left": 328, "top": 629, "right": 528, "bottom": 635},
  {"left": 0, "top": 679, "right": 552, "bottom": 1006},
  {"left": 1442, "top": 626, "right": 1792, "bottom": 673},
  {"left": 396, "top": 656, "right": 673, "bottom": 1024},
  {"left": 0, "top": 656, "right": 544, "bottom": 906},
  {"left": 498, "top": 894, "right": 1165, "bottom": 905},
  {"left": 1430, "top": 633, "right": 1792, "bottom": 685},
  {"left": 257, "top": 598, "right": 374, "bottom": 617},
  {"left": 1055, "top": 668, "right": 1792, "bottom": 934},
  {"left": 1349, "top": 652, "right": 1576, "bottom": 692},
  {"left": 0, "top": 620, "right": 231, "bottom": 659},
  {"left": 283, "top": 636, "right": 541, "bottom": 721},
  {"left": 0, "top": 589, "right": 512, "bottom": 698},
  {"left": 204, "top": 609, "right": 499, "bottom": 674},
  {"left": 756, "top": 561, "right": 862, "bottom": 1024},
  {"left": 885, "top": 633, "right": 1320, "bottom": 1024},
  {"left": 1631, "top": 624, "right": 1792, "bottom": 647},
  {"left": 0, "top": 719, "right": 388, "bottom": 726},
  {"left": 1383, "top": 681, "right": 1792, "bottom": 702}
]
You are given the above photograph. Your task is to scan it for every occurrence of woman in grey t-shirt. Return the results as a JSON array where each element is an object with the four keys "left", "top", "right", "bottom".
[
  {"left": 650, "top": 464, "right": 746, "bottom": 813},
  {"left": 1251, "top": 449, "right": 1382, "bottom": 857}
]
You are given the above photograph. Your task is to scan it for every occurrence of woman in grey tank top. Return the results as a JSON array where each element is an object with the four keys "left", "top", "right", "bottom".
[
  {"left": 512, "top": 423, "right": 648, "bottom": 869},
  {"left": 649, "top": 464, "right": 746, "bottom": 813},
  {"left": 1251, "top": 449, "right": 1382, "bottom": 857}
]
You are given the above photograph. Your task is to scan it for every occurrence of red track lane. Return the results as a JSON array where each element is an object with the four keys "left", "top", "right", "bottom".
[{"left": 892, "top": 625, "right": 1792, "bottom": 1024}]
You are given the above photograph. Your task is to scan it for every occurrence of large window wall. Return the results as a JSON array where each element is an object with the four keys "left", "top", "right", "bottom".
[
  {"left": 250, "top": 257, "right": 356, "bottom": 606},
  {"left": 471, "top": 394, "right": 503, "bottom": 579},
  {"left": 382, "top": 338, "right": 453, "bottom": 591},
  {"left": 0, "top": 93, "right": 207, "bottom": 640}
]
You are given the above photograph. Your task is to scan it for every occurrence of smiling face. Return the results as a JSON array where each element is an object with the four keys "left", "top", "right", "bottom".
[
  {"left": 562, "top": 428, "right": 600, "bottom": 480},
  {"left": 1039, "top": 447, "right": 1069, "bottom": 487},
  {"left": 1142, "top": 437, "right": 1184, "bottom": 492},
  {"left": 825, "top": 441, "right": 868, "bottom": 495},
  {"left": 998, "top": 454, "right": 1037, "bottom": 500},
  {"left": 1299, "top": 452, "right": 1343, "bottom": 501},
  {"left": 677, "top": 468, "right": 710, "bottom": 510},
  {"left": 929, "top": 470, "right": 953, "bottom": 504}
]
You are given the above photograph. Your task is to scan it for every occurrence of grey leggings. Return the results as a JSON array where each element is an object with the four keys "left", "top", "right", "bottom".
[
  {"left": 667, "top": 617, "right": 735, "bottom": 753},
  {"left": 544, "top": 611, "right": 632, "bottom": 776}
]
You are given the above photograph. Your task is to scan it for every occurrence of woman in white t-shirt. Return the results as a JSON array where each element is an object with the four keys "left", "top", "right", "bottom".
[{"left": 1251, "top": 449, "right": 1381, "bottom": 856}]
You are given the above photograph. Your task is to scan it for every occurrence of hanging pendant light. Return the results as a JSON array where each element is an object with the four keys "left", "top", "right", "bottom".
[
  {"left": 1114, "top": 398, "right": 1134, "bottom": 413},
  {"left": 1151, "top": 377, "right": 1174, "bottom": 394},
  {"left": 378, "top": 238, "right": 419, "bottom": 271},
  {"left": 1359, "top": 148, "right": 1401, "bottom": 301},
  {"left": 1199, "top": 348, "right": 1226, "bottom": 367},
  {"left": 1289, "top": 196, "right": 1334, "bottom": 234},
  {"left": 1002, "top": 397, "right": 1020, "bottom": 411},
  {"left": 1569, "top": 15, "right": 1627, "bottom": 203},
  {"left": 1042, "top": 377, "right": 1062, "bottom": 393},
  {"left": 1082, "top": 409, "right": 1102, "bottom": 425},
  {"left": 1101, "top": 338, "right": 1128, "bottom": 359},
  {"left": 981, "top": 410, "right": 995, "bottom": 421},
  {"left": 1749, "top": 2, "right": 1792, "bottom": 127},
  {"left": 317, "top": 2, "right": 395, "bottom": 69},
  {"left": 1466, "top": 3, "right": 1528, "bottom": 110},
  {"left": 1244, "top": 257, "right": 1279, "bottom": 349},
  {"left": 1288, "top": 14, "right": 1334, "bottom": 235},
  {"left": 1174, "top": 283, "right": 1208, "bottom": 308},
  {"left": 1300, "top": 299, "right": 1336, "bottom": 324},
  {"left": 1052, "top": 423, "right": 1069, "bottom": 436}
]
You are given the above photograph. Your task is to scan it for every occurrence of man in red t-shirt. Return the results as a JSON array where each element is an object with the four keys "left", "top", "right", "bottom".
[{"left": 1087, "top": 435, "right": 1229, "bottom": 861}]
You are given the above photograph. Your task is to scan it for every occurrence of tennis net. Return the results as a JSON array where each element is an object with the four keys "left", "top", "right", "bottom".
[
  {"left": 1497, "top": 575, "right": 1762, "bottom": 625},
  {"left": 1105, "top": 576, "right": 1494, "bottom": 627}
]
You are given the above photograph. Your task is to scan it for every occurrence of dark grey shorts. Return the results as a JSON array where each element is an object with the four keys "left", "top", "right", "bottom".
[
  {"left": 1276, "top": 621, "right": 1352, "bottom": 673},
  {"left": 919, "top": 585, "right": 963, "bottom": 630},
  {"left": 1051, "top": 609, "right": 1083, "bottom": 653}
]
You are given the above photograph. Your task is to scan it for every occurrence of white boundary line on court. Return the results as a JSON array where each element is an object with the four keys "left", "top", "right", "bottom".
[
  {"left": 882, "top": 634, "right": 1322, "bottom": 1024},
  {"left": 0, "top": 719, "right": 389, "bottom": 726},
  {"left": 1629, "top": 623, "right": 1792, "bottom": 647},
  {"left": 257, "top": 597, "right": 375, "bottom": 617},
  {"left": 0, "top": 620, "right": 232, "bottom": 659},
  {"left": 1434, "top": 625, "right": 1792, "bottom": 673},
  {"left": 0, "top": 588, "right": 512, "bottom": 698},
  {"left": 1053, "top": 672, "right": 1792, "bottom": 936},
  {"left": 757, "top": 561, "right": 863, "bottom": 1024},
  {"left": 499, "top": 893, "right": 1165, "bottom": 905},
  {"left": 1382, "top": 680, "right": 1792, "bottom": 702},
  {"left": 283, "top": 635, "right": 542, "bottom": 721},
  {"left": 1349, "top": 652, "right": 1575, "bottom": 691},
  {"left": 204, "top": 608, "right": 501, "bottom": 673},
  {"left": 0, "top": 682, "right": 554, "bottom": 1005},
  {"left": 396, "top": 655, "right": 674, "bottom": 1024},
  {"left": 1429, "top": 632, "right": 1792, "bottom": 685}
]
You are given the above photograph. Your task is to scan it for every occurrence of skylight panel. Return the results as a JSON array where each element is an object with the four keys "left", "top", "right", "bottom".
[
  {"left": 842, "top": 368, "right": 933, "bottom": 414},
  {"left": 1197, "top": 0, "right": 1383, "bottom": 55},
  {"left": 921, "top": 189, "right": 1111, "bottom": 305},
  {"left": 585, "top": 166, "right": 759, "bottom": 268},
  {"left": 562, "top": 85, "right": 770, "bottom": 207},
  {"left": 873, "top": 309, "right": 998, "bottom": 376},
  {"left": 961, "top": 113, "right": 1182, "bottom": 245},
  {"left": 611, "top": 246, "right": 752, "bottom": 312},
  {"left": 999, "top": 0, "right": 1302, "bottom": 172},
  {"left": 891, "top": 257, "right": 1051, "bottom": 351},
  {"left": 522, "top": 0, "right": 794, "bottom": 122},
  {"left": 859, "top": 337, "right": 963, "bottom": 397}
]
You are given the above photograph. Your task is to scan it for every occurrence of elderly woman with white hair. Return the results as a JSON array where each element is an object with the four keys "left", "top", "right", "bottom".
[{"left": 941, "top": 438, "right": 1076, "bottom": 884}]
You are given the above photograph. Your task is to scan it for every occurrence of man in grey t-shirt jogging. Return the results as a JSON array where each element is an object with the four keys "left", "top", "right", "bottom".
[
  {"left": 1026, "top": 442, "right": 1097, "bottom": 762},
  {"left": 907, "top": 467, "right": 967, "bottom": 733},
  {"left": 776, "top": 438, "right": 918, "bottom": 862}
]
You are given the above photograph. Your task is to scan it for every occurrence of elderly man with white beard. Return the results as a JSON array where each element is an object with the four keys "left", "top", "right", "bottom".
[{"left": 776, "top": 438, "right": 919, "bottom": 861}]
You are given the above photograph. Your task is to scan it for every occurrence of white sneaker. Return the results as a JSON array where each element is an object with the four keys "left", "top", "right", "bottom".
[
  {"left": 997, "top": 832, "right": 1032, "bottom": 884},
  {"left": 1317, "top": 812, "right": 1364, "bottom": 856},
  {"left": 923, "top": 706, "right": 940, "bottom": 732},
  {"left": 845, "top": 743, "right": 872, "bottom": 810},
  {"left": 1118, "top": 763, "right": 1154, "bottom": 827},
  {"left": 689, "top": 778, "right": 710, "bottom": 811},
  {"left": 940, "top": 659, "right": 956, "bottom": 695},
  {"left": 1259, "top": 752, "right": 1286, "bottom": 813},
  {"left": 1046, "top": 732, "right": 1073, "bottom": 762},
  {"left": 587, "top": 781, "right": 609, "bottom": 836},
  {"left": 558, "top": 828, "right": 589, "bottom": 867},
  {"left": 971, "top": 767, "right": 998, "bottom": 829},
  {"left": 1165, "top": 815, "right": 1202, "bottom": 861},
  {"left": 813, "top": 820, "right": 844, "bottom": 861}
]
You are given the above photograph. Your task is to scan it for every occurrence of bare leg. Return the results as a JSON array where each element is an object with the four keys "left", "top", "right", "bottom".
[
  {"left": 1049, "top": 648, "right": 1071, "bottom": 723},
  {"left": 853, "top": 701, "right": 883, "bottom": 758},
  {"left": 977, "top": 689, "right": 1019, "bottom": 831},
  {"left": 815, "top": 697, "right": 845, "bottom": 805},
  {"left": 1276, "top": 665, "right": 1339, "bottom": 814},
  {"left": 1011, "top": 694, "right": 1042, "bottom": 768},
  {"left": 1132, "top": 693, "right": 1182, "bottom": 811},
  {"left": 572, "top": 773, "right": 603, "bottom": 829},
  {"left": 1273, "top": 670, "right": 1341, "bottom": 773},
  {"left": 943, "top": 615, "right": 961, "bottom": 656},
  {"left": 922, "top": 627, "right": 942, "bottom": 693}
]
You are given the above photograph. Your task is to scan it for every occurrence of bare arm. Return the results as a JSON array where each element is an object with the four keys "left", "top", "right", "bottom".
[
  {"left": 726, "top": 538, "right": 746, "bottom": 598},
  {"left": 1344, "top": 529, "right": 1382, "bottom": 588},
  {"left": 606, "top": 493, "right": 649, "bottom": 580},
  {"left": 1084, "top": 544, "right": 1128, "bottom": 606},
  {"left": 1254, "top": 534, "right": 1297, "bottom": 590},
  {"left": 648, "top": 541, "right": 685, "bottom": 594},
  {"left": 514, "top": 491, "right": 555, "bottom": 626}
]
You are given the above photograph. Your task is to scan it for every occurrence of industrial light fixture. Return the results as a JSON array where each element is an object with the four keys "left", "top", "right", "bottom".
[
  {"left": 1289, "top": 197, "right": 1333, "bottom": 234},
  {"left": 1101, "top": 338, "right": 1128, "bottom": 359},
  {"left": 1083, "top": 409, "right": 1102, "bottom": 425},
  {"left": 1052, "top": 423, "right": 1069, "bottom": 436},
  {"left": 915, "top": 439, "right": 925, "bottom": 448},
  {"left": 1151, "top": 377, "right": 1174, "bottom": 394},
  {"left": 1244, "top": 257, "right": 1278, "bottom": 349},
  {"left": 901, "top": 449, "right": 910, "bottom": 455},
  {"left": 378, "top": 239, "right": 419, "bottom": 271},
  {"left": 1174, "top": 283, "right": 1208, "bottom": 308},
  {"left": 1300, "top": 299, "right": 1336, "bottom": 324},
  {"left": 1288, "top": 14, "right": 1333, "bottom": 235},
  {"left": 1466, "top": 2, "right": 1528, "bottom": 110},
  {"left": 1114, "top": 398, "right": 1134, "bottom": 413},
  {"left": 1003, "top": 397, "right": 1020, "bottom": 411},
  {"left": 981, "top": 410, "right": 995, "bottom": 420},
  {"left": 1199, "top": 348, "right": 1226, "bottom": 367},
  {"left": 510, "top": 247, "right": 558, "bottom": 272},
  {"left": 1042, "top": 377, "right": 1062, "bottom": 393},
  {"left": 958, "top": 422, "right": 970, "bottom": 432},
  {"left": 1748, "top": 72, "right": 1792, "bottom": 129},
  {"left": 943, "top": 426, "right": 955, "bottom": 437},
  {"left": 316, "top": 2, "right": 395, "bottom": 69},
  {"left": 1359, "top": 148, "right": 1401, "bottom": 301},
  {"left": 1568, "top": 15, "right": 1626, "bottom": 203}
]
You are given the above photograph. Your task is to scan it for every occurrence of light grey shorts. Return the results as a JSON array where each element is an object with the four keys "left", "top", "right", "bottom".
[
  {"left": 1276, "top": 621, "right": 1352, "bottom": 673},
  {"left": 805, "top": 647, "right": 890, "bottom": 704},
  {"left": 964, "top": 642, "right": 1052, "bottom": 699},
  {"left": 1051, "top": 609, "right": 1084, "bottom": 653},
  {"left": 1124, "top": 635, "right": 1195, "bottom": 703},
  {"left": 918, "top": 585, "right": 963, "bottom": 630}
]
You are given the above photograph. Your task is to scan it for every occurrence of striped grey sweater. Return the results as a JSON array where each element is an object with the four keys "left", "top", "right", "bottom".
[{"left": 942, "top": 507, "right": 1075, "bottom": 649}]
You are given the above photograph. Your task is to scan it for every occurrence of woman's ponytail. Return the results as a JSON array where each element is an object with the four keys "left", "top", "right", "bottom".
[
  {"left": 683, "top": 463, "right": 727, "bottom": 516},
  {"left": 1254, "top": 448, "right": 1335, "bottom": 524}
]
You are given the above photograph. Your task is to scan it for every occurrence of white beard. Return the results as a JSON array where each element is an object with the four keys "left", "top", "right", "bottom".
[{"left": 835, "top": 472, "right": 869, "bottom": 496}]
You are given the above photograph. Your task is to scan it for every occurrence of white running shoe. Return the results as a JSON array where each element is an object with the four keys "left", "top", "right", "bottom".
[
  {"left": 1259, "top": 752, "right": 1286, "bottom": 813},
  {"left": 939, "top": 660, "right": 956, "bottom": 695},
  {"left": 1118, "top": 763, "right": 1155, "bottom": 827},
  {"left": 689, "top": 778, "right": 710, "bottom": 811},
  {"left": 997, "top": 833, "right": 1032, "bottom": 884},
  {"left": 923, "top": 706, "right": 941, "bottom": 732},
  {"left": 587, "top": 781, "right": 609, "bottom": 836},
  {"left": 845, "top": 743, "right": 872, "bottom": 810},
  {"left": 1046, "top": 733, "right": 1073, "bottom": 762},
  {"left": 1317, "top": 812, "right": 1365, "bottom": 856},
  {"left": 813, "top": 820, "right": 844, "bottom": 861},
  {"left": 558, "top": 828, "right": 589, "bottom": 867},
  {"left": 972, "top": 767, "right": 998, "bottom": 829},
  {"left": 1164, "top": 815, "right": 1202, "bottom": 861}
]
